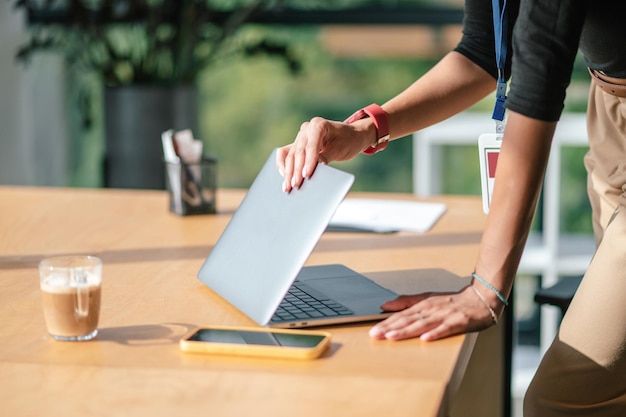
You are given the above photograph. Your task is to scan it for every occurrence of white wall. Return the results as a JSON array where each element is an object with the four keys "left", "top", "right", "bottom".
[{"left": 0, "top": 4, "right": 69, "bottom": 186}]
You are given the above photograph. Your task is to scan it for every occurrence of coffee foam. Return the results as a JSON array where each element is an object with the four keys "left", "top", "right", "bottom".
[{"left": 41, "top": 273, "right": 100, "bottom": 293}]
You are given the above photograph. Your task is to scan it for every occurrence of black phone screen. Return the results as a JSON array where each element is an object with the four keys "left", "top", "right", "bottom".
[{"left": 188, "top": 329, "right": 326, "bottom": 348}]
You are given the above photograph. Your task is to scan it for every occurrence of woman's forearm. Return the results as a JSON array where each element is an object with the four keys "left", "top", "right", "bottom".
[
  {"left": 382, "top": 51, "right": 496, "bottom": 140},
  {"left": 474, "top": 111, "right": 556, "bottom": 311}
]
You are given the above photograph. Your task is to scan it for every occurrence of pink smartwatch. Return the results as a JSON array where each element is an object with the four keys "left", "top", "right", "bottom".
[{"left": 344, "top": 103, "right": 390, "bottom": 155}]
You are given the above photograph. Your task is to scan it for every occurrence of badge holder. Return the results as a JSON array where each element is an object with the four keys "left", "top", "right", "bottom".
[{"left": 478, "top": 132, "right": 502, "bottom": 214}]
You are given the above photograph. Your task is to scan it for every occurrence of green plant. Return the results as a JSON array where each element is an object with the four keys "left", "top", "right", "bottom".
[{"left": 14, "top": 0, "right": 305, "bottom": 85}]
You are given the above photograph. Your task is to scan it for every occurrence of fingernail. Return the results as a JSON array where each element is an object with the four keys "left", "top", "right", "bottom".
[
  {"left": 291, "top": 177, "right": 299, "bottom": 189},
  {"left": 279, "top": 168, "right": 285, "bottom": 178},
  {"left": 369, "top": 326, "right": 381, "bottom": 337},
  {"left": 282, "top": 180, "right": 289, "bottom": 193},
  {"left": 302, "top": 167, "right": 308, "bottom": 179}
]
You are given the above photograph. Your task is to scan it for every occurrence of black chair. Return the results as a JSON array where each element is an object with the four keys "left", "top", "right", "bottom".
[{"left": 534, "top": 275, "right": 583, "bottom": 315}]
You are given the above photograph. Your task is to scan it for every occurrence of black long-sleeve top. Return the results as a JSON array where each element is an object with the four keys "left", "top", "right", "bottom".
[{"left": 454, "top": 0, "right": 626, "bottom": 121}]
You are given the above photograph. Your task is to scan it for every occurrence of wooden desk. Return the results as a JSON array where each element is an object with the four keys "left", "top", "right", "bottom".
[{"left": 0, "top": 186, "right": 490, "bottom": 417}]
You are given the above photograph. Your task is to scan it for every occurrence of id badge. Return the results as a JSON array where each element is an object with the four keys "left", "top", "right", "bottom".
[{"left": 478, "top": 133, "right": 503, "bottom": 214}]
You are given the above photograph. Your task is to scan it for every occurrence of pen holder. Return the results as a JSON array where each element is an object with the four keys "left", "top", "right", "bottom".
[{"left": 165, "top": 156, "right": 217, "bottom": 216}]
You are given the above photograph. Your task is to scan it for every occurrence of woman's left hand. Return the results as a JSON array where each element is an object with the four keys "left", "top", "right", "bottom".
[{"left": 369, "top": 285, "right": 498, "bottom": 342}]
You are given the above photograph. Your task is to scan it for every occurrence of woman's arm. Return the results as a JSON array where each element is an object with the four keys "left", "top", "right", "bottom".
[
  {"left": 382, "top": 51, "right": 498, "bottom": 139},
  {"left": 276, "top": 51, "right": 495, "bottom": 192},
  {"left": 369, "top": 111, "right": 555, "bottom": 341},
  {"left": 471, "top": 112, "right": 555, "bottom": 314}
]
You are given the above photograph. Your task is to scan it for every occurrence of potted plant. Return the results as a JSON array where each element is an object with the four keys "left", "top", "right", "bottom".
[{"left": 14, "top": 0, "right": 302, "bottom": 189}]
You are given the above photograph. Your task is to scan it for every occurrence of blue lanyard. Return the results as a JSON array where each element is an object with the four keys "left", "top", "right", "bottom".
[{"left": 491, "top": 0, "right": 508, "bottom": 130}]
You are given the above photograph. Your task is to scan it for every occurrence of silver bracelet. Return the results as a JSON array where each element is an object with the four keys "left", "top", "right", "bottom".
[
  {"left": 471, "top": 285, "right": 498, "bottom": 325},
  {"left": 471, "top": 272, "right": 509, "bottom": 307}
]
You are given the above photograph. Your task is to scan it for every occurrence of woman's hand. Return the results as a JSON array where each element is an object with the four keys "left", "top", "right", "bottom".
[
  {"left": 369, "top": 285, "right": 499, "bottom": 342},
  {"left": 275, "top": 116, "right": 375, "bottom": 192}
]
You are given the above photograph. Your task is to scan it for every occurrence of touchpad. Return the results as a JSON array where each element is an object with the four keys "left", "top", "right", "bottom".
[{"left": 307, "top": 277, "right": 396, "bottom": 302}]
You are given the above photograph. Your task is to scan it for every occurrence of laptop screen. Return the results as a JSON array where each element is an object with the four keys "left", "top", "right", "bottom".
[{"left": 197, "top": 149, "right": 355, "bottom": 325}]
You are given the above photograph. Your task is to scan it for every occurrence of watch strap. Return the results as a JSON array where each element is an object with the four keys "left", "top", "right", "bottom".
[{"left": 344, "top": 103, "right": 390, "bottom": 155}]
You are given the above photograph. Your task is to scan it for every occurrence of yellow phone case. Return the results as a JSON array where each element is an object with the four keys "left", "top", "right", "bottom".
[{"left": 179, "top": 325, "right": 331, "bottom": 360}]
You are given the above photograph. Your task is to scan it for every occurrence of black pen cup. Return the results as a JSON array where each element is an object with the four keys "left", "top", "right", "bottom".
[{"left": 165, "top": 156, "right": 217, "bottom": 215}]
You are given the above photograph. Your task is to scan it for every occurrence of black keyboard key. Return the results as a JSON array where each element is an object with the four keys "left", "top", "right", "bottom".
[{"left": 271, "top": 281, "right": 354, "bottom": 322}]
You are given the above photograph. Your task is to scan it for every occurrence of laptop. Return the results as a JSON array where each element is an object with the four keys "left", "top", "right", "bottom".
[{"left": 197, "top": 149, "right": 398, "bottom": 328}]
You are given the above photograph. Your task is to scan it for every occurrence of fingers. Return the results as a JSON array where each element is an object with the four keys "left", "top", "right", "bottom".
[
  {"left": 276, "top": 117, "right": 328, "bottom": 192},
  {"left": 276, "top": 145, "right": 296, "bottom": 193},
  {"left": 287, "top": 121, "right": 321, "bottom": 191},
  {"left": 276, "top": 116, "right": 363, "bottom": 192},
  {"left": 370, "top": 305, "right": 453, "bottom": 341},
  {"left": 302, "top": 117, "right": 329, "bottom": 178},
  {"left": 380, "top": 294, "right": 431, "bottom": 312},
  {"left": 369, "top": 287, "right": 496, "bottom": 342},
  {"left": 275, "top": 145, "right": 291, "bottom": 179}
]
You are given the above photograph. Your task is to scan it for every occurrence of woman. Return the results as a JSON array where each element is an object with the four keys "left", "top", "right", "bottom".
[{"left": 276, "top": 0, "right": 626, "bottom": 415}]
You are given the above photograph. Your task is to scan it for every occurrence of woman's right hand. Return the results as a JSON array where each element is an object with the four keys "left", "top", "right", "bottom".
[{"left": 276, "top": 116, "right": 376, "bottom": 192}]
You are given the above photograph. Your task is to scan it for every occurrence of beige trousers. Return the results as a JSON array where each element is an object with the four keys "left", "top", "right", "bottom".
[{"left": 524, "top": 82, "right": 626, "bottom": 415}]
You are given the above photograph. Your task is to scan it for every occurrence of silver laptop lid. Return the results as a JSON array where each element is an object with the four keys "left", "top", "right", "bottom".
[{"left": 197, "top": 149, "right": 355, "bottom": 325}]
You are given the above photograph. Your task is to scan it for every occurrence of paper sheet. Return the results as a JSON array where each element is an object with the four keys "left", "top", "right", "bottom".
[{"left": 328, "top": 198, "right": 447, "bottom": 233}]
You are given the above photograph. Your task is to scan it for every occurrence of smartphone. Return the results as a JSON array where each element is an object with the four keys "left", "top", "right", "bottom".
[{"left": 179, "top": 325, "right": 331, "bottom": 360}]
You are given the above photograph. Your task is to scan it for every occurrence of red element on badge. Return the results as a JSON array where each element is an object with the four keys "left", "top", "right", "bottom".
[{"left": 487, "top": 151, "right": 499, "bottom": 178}]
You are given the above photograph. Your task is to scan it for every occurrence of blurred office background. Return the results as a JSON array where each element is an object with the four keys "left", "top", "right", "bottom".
[{"left": 0, "top": 1, "right": 594, "bottom": 416}]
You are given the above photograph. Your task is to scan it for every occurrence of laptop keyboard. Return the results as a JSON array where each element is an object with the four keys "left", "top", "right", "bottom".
[{"left": 270, "top": 282, "right": 354, "bottom": 323}]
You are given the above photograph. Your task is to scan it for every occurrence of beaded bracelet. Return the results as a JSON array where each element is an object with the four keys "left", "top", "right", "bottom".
[
  {"left": 471, "top": 286, "right": 498, "bottom": 325},
  {"left": 471, "top": 272, "right": 509, "bottom": 307}
]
